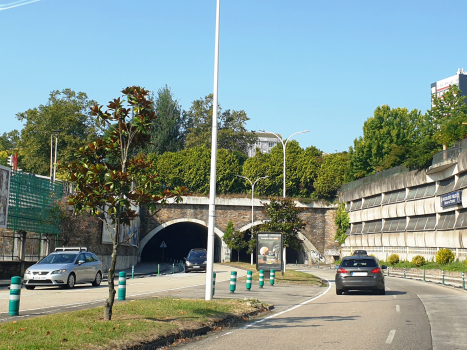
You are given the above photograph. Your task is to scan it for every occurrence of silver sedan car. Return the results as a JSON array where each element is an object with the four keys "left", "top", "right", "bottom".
[{"left": 23, "top": 248, "right": 103, "bottom": 289}]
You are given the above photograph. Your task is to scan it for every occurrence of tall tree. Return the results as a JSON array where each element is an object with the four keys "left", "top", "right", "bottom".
[
  {"left": 145, "top": 85, "right": 186, "bottom": 154},
  {"left": 313, "top": 152, "right": 350, "bottom": 200},
  {"left": 61, "top": 86, "right": 187, "bottom": 321},
  {"left": 262, "top": 197, "right": 305, "bottom": 251},
  {"left": 184, "top": 94, "right": 257, "bottom": 154},
  {"left": 348, "top": 105, "right": 421, "bottom": 179},
  {"left": 334, "top": 202, "right": 350, "bottom": 244},
  {"left": 16, "top": 89, "right": 99, "bottom": 176},
  {"left": 222, "top": 220, "right": 247, "bottom": 262}
]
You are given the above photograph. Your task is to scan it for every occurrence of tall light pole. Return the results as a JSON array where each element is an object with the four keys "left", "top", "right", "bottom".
[
  {"left": 236, "top": 175, "right": 268, "bottom": 265},
  {"left": 205, "top": 0, "right": 220, "bottom": 301},
  {"left": 258, "top": 129, "right": 309, "bottom": 273},
  {"left": 50, "top": 130, "right": 59, "bottom": 182}
]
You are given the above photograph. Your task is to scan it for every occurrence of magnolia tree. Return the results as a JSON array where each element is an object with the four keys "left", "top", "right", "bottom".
[{"left": 61, "top": 86, "right": 187, "bottom": 320}]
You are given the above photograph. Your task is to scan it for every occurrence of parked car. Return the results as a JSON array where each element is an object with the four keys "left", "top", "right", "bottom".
[
  {"left": 184, "top": 248, "right": 207, "bottom": 273},
  {"left": 352, "top": 250, "right": 368, "bottom": 256},
  {"left": 23, "top": 247, "right": 103, "bottom": 290},
  {"left": 335, "top": 256, "right": 387, "bottom": 295}
]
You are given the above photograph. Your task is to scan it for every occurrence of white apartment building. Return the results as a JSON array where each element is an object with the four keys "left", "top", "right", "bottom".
[{"left": 247, "top": 132, "right": 280, "bottom": 157}]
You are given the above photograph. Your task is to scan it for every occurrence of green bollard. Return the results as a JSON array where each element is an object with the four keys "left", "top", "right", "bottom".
[
  {"left": 246, "top": 271, "right": 252, "bottom": 290},
  {"left": 442, "top": 270, "right": 445, "bottom": 285},
  {"left": 131, "top": 265, "right": 134, "bottom": 279},
  {"left": 158, "top": 264, "right": 160, "bottom": 276},
  {"left": 118, "top": 271, "right": 126, "bottom": 301},
  {"left": 230, "top": 271, "right": 237, "bottom": 293},
  {"left": 212, "top": 272, "right": 216, "bottom": 296},
  {"left": 8, "top": 276, "right": 22, "bottom": 316},
  {"left": 463, "top": 271, "right": 465, "bottom": 290},
  {"left": 403, "top": 268, "right": 406, "bottom": 279},
  {"left": 259, "top": 270, "right": 264, "bottom": 288},
  {"left": 270, "top": 269, "right": 275, "bottom": 286}
]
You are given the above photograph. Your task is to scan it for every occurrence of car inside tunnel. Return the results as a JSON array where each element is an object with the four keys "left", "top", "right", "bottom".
[{"left": 141, "top": 222, "right": 222, "bottom": 263}]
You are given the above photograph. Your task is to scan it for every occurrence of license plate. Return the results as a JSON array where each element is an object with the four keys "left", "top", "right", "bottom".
[
  {"left": 33, "top": 276, "right": 47, "bottom": 280},
  {"left": 193, "top": 266, "right": 200, "bottom": 268},
  {"left": 351, "top": 272, "right": 367, "bottom": 276}
]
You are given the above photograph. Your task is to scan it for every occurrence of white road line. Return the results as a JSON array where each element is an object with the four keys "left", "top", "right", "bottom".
[
  {"left": 393, "top": 295, "right": 397, "bottom": 299},
  {"left": 396, "top": 305, "right": 400, "bottom": 312},
  {"left": 387, "top": 287, "right": 391, "bottom": 290},
  {"left": 386, "top": 329, "right": 396, "bottom": 344},
  {"left": 242, "top": 278, "right": 332, "bottom": 330}
]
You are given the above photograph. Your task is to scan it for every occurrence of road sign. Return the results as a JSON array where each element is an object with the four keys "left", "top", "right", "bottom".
[{"left": 160, "top": 241, "right": 167, "bottom": 248}]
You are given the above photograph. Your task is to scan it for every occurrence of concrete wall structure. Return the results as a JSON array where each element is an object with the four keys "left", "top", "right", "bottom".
[{"left": 340, "top": 140, "right": 467, "bottom": 262}]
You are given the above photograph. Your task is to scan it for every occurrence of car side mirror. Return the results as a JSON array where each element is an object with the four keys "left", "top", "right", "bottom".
[
  {"left": 78, "top": 260, "right": 85, "bottom": 265},
  {"left": 381, "top": 265, "right": 387, "bottom": 269}
]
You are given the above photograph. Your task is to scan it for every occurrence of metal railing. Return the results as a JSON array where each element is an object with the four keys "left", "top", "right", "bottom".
[
  {"left": 431, "top": 147, "right": 461, "bottom": 167},
  {"left": 340, "top": 165, "right": 410, "bottom": 192},
  {"left": 388, "top": 267, "right": 466, "bottom": 289}
]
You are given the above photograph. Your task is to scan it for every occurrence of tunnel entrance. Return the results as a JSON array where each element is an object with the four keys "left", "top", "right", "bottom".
[{"left": 141, "top": 222, "right": 222, "bottom": 263}]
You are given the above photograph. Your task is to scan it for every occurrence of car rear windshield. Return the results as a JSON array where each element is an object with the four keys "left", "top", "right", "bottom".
[
  {"left": 39, "top": 254, "right": 76, "bottom": 264},
  {"left": 341, "top": 259, "right": 377, "bottom": 267},
  {"left": 188, "top": 251, "right": 206, "bottom": 259}
]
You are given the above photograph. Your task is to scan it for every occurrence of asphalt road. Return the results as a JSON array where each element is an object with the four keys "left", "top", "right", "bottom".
[{"left": 176, "top": 267, "right": 467, "bottom": 350}]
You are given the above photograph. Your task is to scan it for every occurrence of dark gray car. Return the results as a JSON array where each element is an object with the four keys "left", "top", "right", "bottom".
[
  {"left": 184, "top": 248, "right": 207, "bottom": 273},
  {"left": 335, "top": 256, "right": 386, "bottom": 295}
]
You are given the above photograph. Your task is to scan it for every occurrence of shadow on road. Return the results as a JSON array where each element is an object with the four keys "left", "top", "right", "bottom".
[{"left": 248, "top": 314, "right": 361, "bottom": 329}]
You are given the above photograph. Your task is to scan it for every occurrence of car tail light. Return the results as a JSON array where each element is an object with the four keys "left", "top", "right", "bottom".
[
  {"left": 337, "top": 268, "right": 347, "bottom": 274},
  {"left": 372, "top": 268, "right": 381, "bottom": 274}
]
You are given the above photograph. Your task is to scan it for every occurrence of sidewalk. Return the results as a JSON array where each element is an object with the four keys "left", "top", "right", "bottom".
[{"left": 0, "top": 262, "right": 174, "bottom": 288}]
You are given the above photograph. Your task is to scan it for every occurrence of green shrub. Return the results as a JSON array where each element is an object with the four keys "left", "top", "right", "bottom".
[
  {"left": 412, "top": 255, "right": 425, "bottom": 267},
  {"left": 436, "top": 248, "right": 455, "bottom": 265},
  {"left": 388, "top": 254, "right": 400, "bottom": 266}
]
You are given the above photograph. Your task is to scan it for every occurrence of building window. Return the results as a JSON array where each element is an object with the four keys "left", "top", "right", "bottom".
[
  {"left": 362, "top": 220, "right": 382, "bottom": 233},
  {"left": 350, "top": 200, "right": 362, "bottom": 211},
  {"left": 351, "top": 223, "right": 363, "bottom": 234},
  {"left": 455, "top": 172, "right": 467, "bottom": 190},
  {"left": 406, "top": 184, "right": 436, "bottom": 201},
  {"left": 362, "top": 195, "right": 382, "bottom": 209},
  {"left": 382, "top": 189, "right": 406, "bottom": 205},
  {"left": 436, "top": 177, "right": 456, "bottom": 196},
  {"left": 382, "top": 218, "right": 406, "bottom": 232},
  {"left": 438, "top": 212, "right": 456, "bottom": 230},
  {"left": 455, "top": 209, "right": 467, "bottom": 228},
  {"left": 268, "top": 142, "right": 275, "bottom": 148},
  {"left": 406, "top": 215, "right": 436, "bottom": 231}
]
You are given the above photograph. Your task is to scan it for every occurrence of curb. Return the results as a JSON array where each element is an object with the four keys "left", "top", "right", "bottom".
[{"left": 127, "top": 304, "right": 275, "bottom": 350}]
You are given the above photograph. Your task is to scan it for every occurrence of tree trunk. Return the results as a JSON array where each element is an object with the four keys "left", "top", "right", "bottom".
[
  {"left": 238, "top": 250, "right": 240, "bottom": 262},
  {"left": 104, "top": 226, "right": 119, "bottom": 321}
]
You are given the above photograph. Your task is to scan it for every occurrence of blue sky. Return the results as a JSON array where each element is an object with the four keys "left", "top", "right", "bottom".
[{"left": 1, "top": 0, "right": 466, "bottom": 153}]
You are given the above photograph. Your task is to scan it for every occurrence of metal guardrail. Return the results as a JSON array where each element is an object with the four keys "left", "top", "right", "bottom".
[
  {"left": 387, "top": 267, "right": 466, "bottom": 289},
  {"left": 431, "top": 147, "right": 460, "bottom": 167},
  {"left": 340, "top": 165, "right": 410, "bottom": 192}
]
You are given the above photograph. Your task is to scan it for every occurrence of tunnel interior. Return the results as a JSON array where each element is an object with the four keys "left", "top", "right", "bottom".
[{"left": 141, "top": 222, "right": 222, "bottom": 263}]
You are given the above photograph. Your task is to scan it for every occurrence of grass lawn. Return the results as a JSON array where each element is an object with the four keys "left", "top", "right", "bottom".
[
  {"left": 221, "top": 262, "right": 327, "bottom": 287},
  {"left": 0, "top": 297, "right": 265, "bottom": 350}
]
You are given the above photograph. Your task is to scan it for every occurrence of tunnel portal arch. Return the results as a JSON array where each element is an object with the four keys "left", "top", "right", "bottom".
[{"left": 139, "top": 218, "right": 225, "bottom": 263}]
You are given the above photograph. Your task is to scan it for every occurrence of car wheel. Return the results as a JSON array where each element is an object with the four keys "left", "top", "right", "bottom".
[
  {"left": 185, "top": 269, "right": 189, "bottom": 273},
  {"left": 67, "top": 273, "right": 76, "bottom": 289},
  {"left": 25, "top": 285, "right": 35, "bottom": 290},
  {"left": 92, "top": 271, "right": 102, "bottom": 286},
  {"left": 379, "top": 288, "right": 385, "bottom": 295},
  {"left": 336, "top": 288, "right": 343, "bottom": 295}
]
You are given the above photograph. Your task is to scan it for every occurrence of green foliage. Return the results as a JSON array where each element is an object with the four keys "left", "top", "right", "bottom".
[
  {"left": 412, "top": 255, "right": 426, "bottom": 267},
  {"left": 184, "top": 94, "right": 257, "bottom": 154},
  {"left": 144, "top": 85, "right": 186, "bottom": 154},
  {"left": 16, "top": 89, "right": 99, "bottom": 176},
  {"left": 261, "top": 197, "right": 305, "bottom": 250},
  {"left": 436, "top": 248, "right": 455, "bottom": 265},
  {"left": 388, "top": 254, "right": 400, "bottom": 266},
  {"left": 430, "top": 85, "right": 467, "bottom": 148},
  {"left": 61, "top": 86, "right": 188, "bottom": 321},
  {"left": 348, "top": 105, "right": 422, "bottom": 179},
  {"left": 334, "top": 203, "right": 349, "bottom": 244},
  {"left": 313, "top": 152, "right": 349, "bottom": 200},
  {"left": 222, "top": 221, "right": 247, "bottom": 261}
]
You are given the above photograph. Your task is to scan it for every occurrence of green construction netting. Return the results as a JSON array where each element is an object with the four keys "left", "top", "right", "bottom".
[{"left": 7, "top": 171, "right": 64, "bottom": 235}]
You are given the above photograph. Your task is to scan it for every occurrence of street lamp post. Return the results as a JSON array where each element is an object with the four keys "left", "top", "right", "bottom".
[
  {"left": 50, "top": 131, "right": 59, "bottom": 182},
  {"left": 205, "top": 0, "right": 221, "bottom": 301},
  {"left": 258, "top": 129, "right": 309, "bottom": 273},
  {"left": 236, "top": 175, "right": 268, "bottom": 265}
]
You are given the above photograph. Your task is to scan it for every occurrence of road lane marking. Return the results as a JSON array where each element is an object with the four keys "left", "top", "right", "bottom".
[
  {"left": 386, "top": 330, "right": 396, "bottom": 344},
  {"left": 387, "top": 287, "right": 391, "bottom": 290},
  {"left": 396, "top": 305, "right": 400, "bottom": 312},
  {"left": 393, "top": 295, "right": 397, "bottom": 299},
  {"left": 242, "top": 277, "right": 332, "bottom": 329}
]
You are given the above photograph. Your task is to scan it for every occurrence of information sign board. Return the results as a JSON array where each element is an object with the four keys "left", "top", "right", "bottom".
[{"left": 256, "top": 232, "right": 283, "bottom": 272}]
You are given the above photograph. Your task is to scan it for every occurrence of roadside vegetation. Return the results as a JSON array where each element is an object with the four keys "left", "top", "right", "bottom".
[
  {"left": 378, "top": 250, "right": 467, "bottom": 272},
  {"left": 0, "top": 297, "right": 266, "bottom": 350},
  {"left": 222, "top": 262, "right": 327, "bottom": 287}
]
